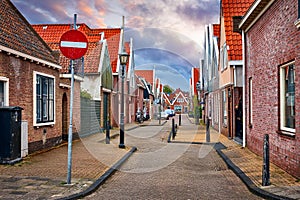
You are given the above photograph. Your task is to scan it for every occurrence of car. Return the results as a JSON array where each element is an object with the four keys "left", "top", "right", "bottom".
[
  {"left": 165, "top": 109, "right": 175, "bottom": 117},
  {"left": 160, "top": 111, "right": 169, "bottom": 120}
]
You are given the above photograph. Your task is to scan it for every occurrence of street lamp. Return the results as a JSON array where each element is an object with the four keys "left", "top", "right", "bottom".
[{"left": 119, "top": 51, "right": 129, "bottom": 148}]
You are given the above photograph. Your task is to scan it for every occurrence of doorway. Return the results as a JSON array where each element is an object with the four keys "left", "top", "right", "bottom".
[{"left": 62, "top": 93, "right": 68, "bottom": 141}]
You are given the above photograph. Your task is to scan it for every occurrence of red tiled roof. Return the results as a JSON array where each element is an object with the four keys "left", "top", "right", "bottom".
[
  {"left": 213, "top": 24, "right": 220, "bottom": 38},
  {"left": 32, "top": 24, "right": 121, "bottom": 73},
  {"left": 0, "top": 0, "right": 58, "bottom": 64},
  {"left": 135, "top": 70, "right": 154, "bottom": 84},
  {"left": 213, "top": 24, "right": 220, "bottom": 48},
  {"left": 222, "top": 0, "right": 255, "bottom": 61}
]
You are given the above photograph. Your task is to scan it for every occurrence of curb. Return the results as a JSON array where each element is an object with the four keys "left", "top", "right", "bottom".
[
  {"left": 57, "top": 146, "right": 137, "bottom": 200},
  {"left": 215, "top": 143, "right": 295, "bottom": 200}
]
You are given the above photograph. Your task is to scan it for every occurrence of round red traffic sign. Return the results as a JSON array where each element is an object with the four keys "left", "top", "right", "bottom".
[{"left": 59, "top": 30, "right": 88, "bottom": 60}]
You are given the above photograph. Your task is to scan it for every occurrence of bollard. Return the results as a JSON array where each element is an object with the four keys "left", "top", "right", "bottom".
[
  {"left": 206, "top": 117, "right": 210, "bottom": 142},
  {"left": 106, "top": 120, "right": 110, "bottom": 144},
  {"left": 172, "top": 118, "right": 176, "bottom": 140},
  {"left": 179, "top": 113, "right": 181, "bottom": 126},
  {"left": 262, "top": 134, "right": 270, "bottom": 186}
]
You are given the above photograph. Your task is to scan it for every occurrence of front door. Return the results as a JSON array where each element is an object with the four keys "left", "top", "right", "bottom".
[
  {"left": 62, "top": 93, "right": 68, "bottom": 141},
  {"left": 235, "top": 97, "right": 243, "bottom": 140},
  {"left": 103, "top": 92, "right": 110, "bottom": 129}
]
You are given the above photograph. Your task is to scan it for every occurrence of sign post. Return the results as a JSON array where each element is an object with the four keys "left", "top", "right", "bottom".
[{"left": 59, "top": 14, "right": 88, "bottom": 185}]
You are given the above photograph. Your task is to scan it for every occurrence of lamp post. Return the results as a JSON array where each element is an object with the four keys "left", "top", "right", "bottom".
[{"left": 119, "top": 51, "right": 129, "bottom": 148}]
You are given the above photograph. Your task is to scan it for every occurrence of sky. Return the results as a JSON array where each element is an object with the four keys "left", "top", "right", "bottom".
[{"left": 11, "top": 0, "right": 220, "bottom": 91}]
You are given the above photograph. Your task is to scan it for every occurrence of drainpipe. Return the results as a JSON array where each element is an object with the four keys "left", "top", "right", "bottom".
[{"left": 242, "top": 30, "right": 246, "bottom": 148}]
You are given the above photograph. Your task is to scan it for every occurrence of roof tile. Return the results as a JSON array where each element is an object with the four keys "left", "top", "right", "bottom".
[
  {"left": 33, "top": 24, "right": 121, "bottom": 73},
  {"left": 0, "top": 0, "right": 58, "bottom": 64},
  {"left": 222, "top": 0, "right": 255, "bottom": 61}
]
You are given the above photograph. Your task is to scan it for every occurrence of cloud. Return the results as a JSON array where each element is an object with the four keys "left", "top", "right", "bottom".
[{"left": 11, "top": 0, "right": 220, "bottom": 90}]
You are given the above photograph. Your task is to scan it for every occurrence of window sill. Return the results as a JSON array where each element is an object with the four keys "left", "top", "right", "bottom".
[
  {"left": 34, "top": 122, "right": 55, "bottom": 128},
  {"left": 295, "top": 19, "right": 300, "bottom": 29},
  {"left": 276, "top": 130, "right": 295, "bottom": 138}
]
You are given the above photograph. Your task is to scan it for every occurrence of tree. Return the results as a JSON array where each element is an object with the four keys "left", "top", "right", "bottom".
[{"left": 163, "top": 85, "right": 174, "bottom": 94}]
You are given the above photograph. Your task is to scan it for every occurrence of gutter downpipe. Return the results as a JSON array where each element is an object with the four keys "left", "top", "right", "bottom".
[{"left": 242, "top": 30, "right": 246, "bottom": 148}]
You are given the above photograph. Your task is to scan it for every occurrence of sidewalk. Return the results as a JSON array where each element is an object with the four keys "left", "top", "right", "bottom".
[
  {"left": 173, "top": 115, "right": 300, "bottom": 200},
  {"left": 0, "top": 122, "right": 142, "bottom": 200}
]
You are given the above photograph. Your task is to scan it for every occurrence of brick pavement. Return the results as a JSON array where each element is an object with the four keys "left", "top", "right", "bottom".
[
  {"left": 1, "top": 116, "right": 299, "bottom": 199},
  {"left": 0, "top": 122, "right": 141, "bottom": 200},
  {"left": 172, "top": 114, "right": 300, "bottom": 200}
]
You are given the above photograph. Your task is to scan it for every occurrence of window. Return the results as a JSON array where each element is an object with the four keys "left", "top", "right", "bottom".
[
  {"left": 221, "top": 43, "right": 228, "bottom": 71},
  {"left": 0, "top": 81, "right": 4, "bottom": 107},
  {"left": 34, "top": 72, "right": 55, "bottom": 125},
  {"left": 249, "top": 77, "right": 253, "bottom": 127},
  {"left": 295, "top": 0, "right": 300, "bottom": 28},
  {"left": 280, "top": 62, "right": 295, "bottom": 133},
  {"left": 0, "top": 77, "right": 9, "bottom": 106},
  {"left": 174, "top": 105, "right": 182, "bottom": 113},
  {"left": 222, "top": 90, "right": 227, "bottom": 126}
]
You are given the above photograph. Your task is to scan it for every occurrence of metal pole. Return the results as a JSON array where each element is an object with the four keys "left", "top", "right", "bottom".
[
  {"left": 66, "top": 14, "right": 77, "bottom": 185},
  {"left": 262, "top": 134, "right": 270, "bottom": 186},
  {"left": 119, "top": 64, "right": 125, "bottom": 148}
]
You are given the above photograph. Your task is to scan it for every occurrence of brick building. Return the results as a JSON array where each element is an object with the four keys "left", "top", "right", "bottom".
[
  {"left": 0, "top": 0, "right": 71, "bottom": 153},
  {"left": 240, "top": 0, "right": 300, "bottom": 178}
]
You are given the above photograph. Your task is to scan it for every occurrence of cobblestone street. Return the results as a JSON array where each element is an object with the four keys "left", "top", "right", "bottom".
[{"left": 84, "top": 116, "right": 262, "bottom": 200}]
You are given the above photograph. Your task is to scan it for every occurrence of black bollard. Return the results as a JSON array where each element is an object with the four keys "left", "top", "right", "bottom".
[
  {"left": 179, "top": 113, "right": 181, "bottom": 126},
  {"left": 206, "top": 117, "right": 210, "bottom": 142},
  {"left": 106, "top": 120, "right": 110, "bottom": 144},
  {"left": 172, "top": 118, "right": 176, "bottom": 140},
  {"left": 262, "top": 134, "right": 270, "bottom": 186}
]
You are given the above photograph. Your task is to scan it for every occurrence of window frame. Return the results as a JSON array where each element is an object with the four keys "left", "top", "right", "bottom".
[
  {"left": 279, "top": 62, "right": 296, "bottom": 134},
  {"left": 0, "top": 77, "right": 9, "bottom": 107},
  {"left": 222, "top": 89, "right": 227, "bottom": 126},
  {"left": 295, "top": 0, "right": 300, "bottom": 28},
  {"left": 248, "top": 77, "right": 253, "bottom": 127},
  {"left": 33, "top": 71, "right": 55, "bottom": 127}
]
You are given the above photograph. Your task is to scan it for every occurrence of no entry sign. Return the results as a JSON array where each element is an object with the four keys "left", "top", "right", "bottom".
[{"left": 59, "top": 30, "right": 88, "bottom": 59}]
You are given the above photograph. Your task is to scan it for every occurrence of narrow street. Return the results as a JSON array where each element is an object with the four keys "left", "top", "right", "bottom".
[{"left": 84, "top": 115, "right": 262, "bottom": 200}]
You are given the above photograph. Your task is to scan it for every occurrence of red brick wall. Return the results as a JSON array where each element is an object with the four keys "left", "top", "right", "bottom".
[
  {"left": 245, "top": 0, "right": 299, "bottom": 178},
  {"left": 0, "top": 54, "right": 62, "bottom": 153}
]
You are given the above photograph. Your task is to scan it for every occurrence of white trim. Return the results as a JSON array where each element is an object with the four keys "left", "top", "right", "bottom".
[
  {"left": 60, "top": 74, "right": 84, "bottom": 82},
  {"left": 280, "top": 61, "right": 296, "bottom": 134},
  {"left": 242, "top": 31, "right": 246, "bottom": 147},
  {"left": 59, "top": 83, "right": 71, "bottom": 88},
  {"left": 60, "top": 41, "right": 87, "bottom": 48},
  {"left": 0, "top": 76, "right": 9, "bottom": 106},
  {"left": 33, "top": 71, "right": 56, "bottom": 127},
  {"left": 98, "top": 39, "right": 107, "bottom": 73},
  {"left": 0, "top": 44, "right": 61, "bottom": 70},
  {"left": 239, "top": 0, "right": 276, "bottom": 32},
  {"left": 229, "top": 60, "right": 243, "bottom": 66}
]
